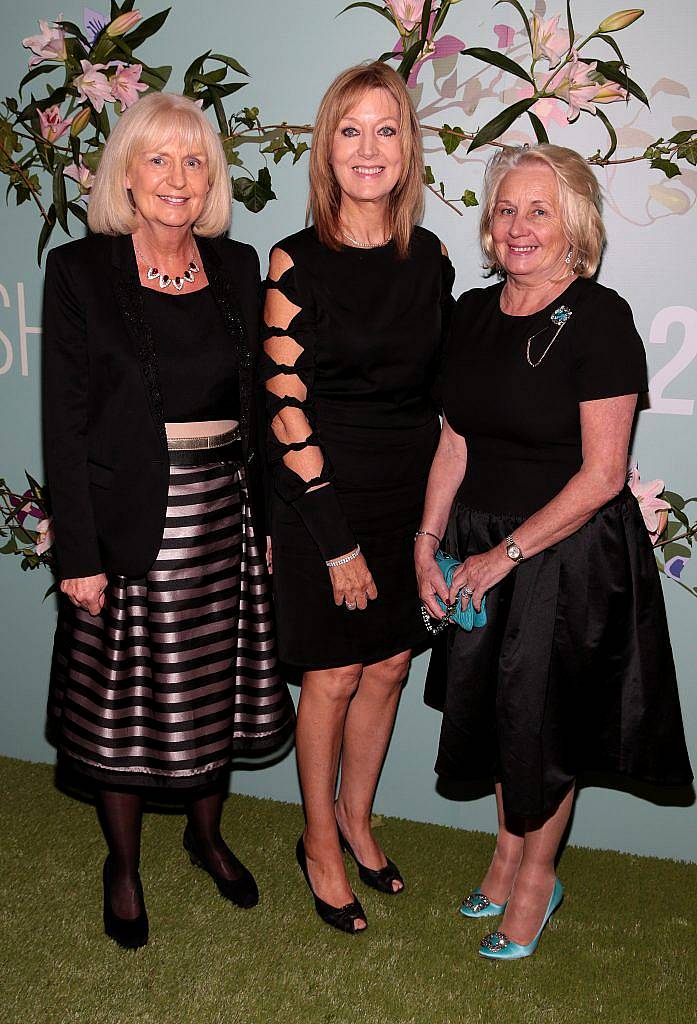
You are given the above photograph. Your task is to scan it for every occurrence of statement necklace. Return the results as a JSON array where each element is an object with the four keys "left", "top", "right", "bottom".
[
  {"left": 525, "top": 305, "right": 574, "bottom": 367},
  {"left": 342, "top": 228, "right": 392, "bottom": 249},
  {"left": 134, "top": 243, "right": 201, "bottom": 291}
]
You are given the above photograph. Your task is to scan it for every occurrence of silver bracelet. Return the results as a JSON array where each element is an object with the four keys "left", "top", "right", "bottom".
[
  {"left": 414, "top": 530, "right": 441, "bottom": 545},
  {"left": 325, "top": 544, "right": 361, "bottom": 568}
]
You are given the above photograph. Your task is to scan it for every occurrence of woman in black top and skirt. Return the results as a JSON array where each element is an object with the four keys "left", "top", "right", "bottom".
[
  {"left": 262, "top": 63, "right": 453, "bottom": 933},
  {"left": 416, "top": 144, "right": 692, "bottom": 960},
  {"left": 44, "top": 92, "right": 293, "bottom": 948}
]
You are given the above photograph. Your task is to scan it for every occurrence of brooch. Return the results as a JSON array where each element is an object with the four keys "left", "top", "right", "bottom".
[{"left": 526, "top": 305, "right": 574, "bottom": 367}]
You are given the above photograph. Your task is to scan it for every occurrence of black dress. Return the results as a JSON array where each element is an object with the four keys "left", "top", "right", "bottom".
[
  {"left": 262, "top": 226, "right": 454, "bottom": 668},
  {"left": 429, "top": 277, "right": 693, "bottom": 818}
]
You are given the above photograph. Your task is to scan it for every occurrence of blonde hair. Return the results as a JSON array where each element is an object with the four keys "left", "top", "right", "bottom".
[
  {"left": 309, "top": 63, "right": 424, "bottom": 259},
  {"left": 88, "top": 92, "right": 231, "bottom": 237},
  {"left": 479, "top": 144, "right": 605, "bottom": 277}
]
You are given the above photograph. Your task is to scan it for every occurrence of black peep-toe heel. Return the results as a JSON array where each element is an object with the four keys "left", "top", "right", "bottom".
[
  {"left": 295, "top": 835, "right": 367, "bottom": 934},
  {"left": 337, "top": 826, "right": 404, "bottom": 895}
]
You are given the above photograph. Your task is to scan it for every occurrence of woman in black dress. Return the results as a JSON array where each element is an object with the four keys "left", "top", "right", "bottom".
[
  {"left": 416, "top": 144, "right": 692, "bottom": 960},
  {"left": 262, "top": 63, "right": 453, "bottom": 933},
  {"left": 44, "top": 92, "right": 293, "bottom": 948}
]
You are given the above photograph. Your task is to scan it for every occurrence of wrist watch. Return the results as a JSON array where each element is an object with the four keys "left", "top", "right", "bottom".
[{"left": 504, "top": 534, "right": 525, "bottom": 564}]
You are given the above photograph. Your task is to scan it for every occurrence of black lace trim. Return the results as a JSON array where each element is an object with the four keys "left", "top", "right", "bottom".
[
  {"left": 207, "top": 265, "right": 252, "bottom": 459},
  {"left": 115, "top": 278, "right": 167, "bottom": 451}
]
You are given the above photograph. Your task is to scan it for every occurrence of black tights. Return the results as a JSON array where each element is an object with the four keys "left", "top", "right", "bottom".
[{"left": 99, "top": 786, "right": 242, "bottom": 919}]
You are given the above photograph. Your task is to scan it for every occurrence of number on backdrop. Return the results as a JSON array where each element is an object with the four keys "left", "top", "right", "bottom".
[{"left": 648, "top": 306, "right": 697, "bottom": 417}]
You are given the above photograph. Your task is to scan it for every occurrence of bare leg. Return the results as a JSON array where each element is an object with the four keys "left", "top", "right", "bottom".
[
  {"left": 186, "top": 788, "right": 244, "bottom": 882},
  {"left": 335, "top": 651, "right": 411, "bottom": 892},
  {"left": 477, "top": 781, "right": 525, "bottom": 904},
  {"left": 296, "top": 663, "right": 366, "bottom": 929},
  {"left": 499, "top": 783, "right": 575, "bottom": 944},
  {"left": 98, "top": 789, "right": 144, "bottom": 919}
]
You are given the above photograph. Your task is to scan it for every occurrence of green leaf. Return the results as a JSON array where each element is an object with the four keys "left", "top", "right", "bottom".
[
  {"left": 595, "top": 108, "right": 618, "bottom": 160},
  {"left": 678, "top": 140, "right": 697, "bottom": 166},
  {"left": 123, "top": 8, "right": 171, "bottom": 49},
  {"left": 222, "top": 137, "right": 243, "bottom": 166},
  {"left": 664, "top": 490, "right": 685, "bottom": 510},
  {"left": 396, "top": 38, "right": 425, "bottom": 82},
  {"left": 18, "top": 64, "right": 56, "bottom": 97},
  {"left": 209, "top": 53, "right": 249, "bottom": 77},
  {"left": 0, "top": 536, "right": 17, "bottom": 554},
  {"left": 184, "top": 51, "right": 211, "bottom": 96},
  {"left": 232, "top": 167, "right": 276, "bottom": 213},
  {"left": 468, "top": 97, "right": 536, "bottom": 152},
  {"left": 37, "top": 204, "right": 57, "bottom": 264},
  {"left": 670, "top": 130, "right": 696, "bottom": 145},
  {"left": 596, "top": 32, "right": 628, "bottom": 66},
  {"left": 292, "top": 141, "right": 310, "bottom": 164},
  {"left": 651, "top": 157, "right": 681, "bottom": 179},
  {"left": 527, "top": 110, "right": 548, "bottom": 143},
  {"left": 673, "top": 507, "right": 690, "bottom": 528},
  {"left": 423, "top": 164, "right": 435, "bottom": 185},
  {"left": 461, "top": 189, "right": 478, "bottom": 207},
  {"left": 581, "top": 58, "right": 649, "bottom": 107},
  {"left": 61, "top": 19, "right": 91, "bottom": 45},
  {"left": 44, "top": 581, "right": 59, "bottom": 600},
  {"left": 494, "top": 0, "right": 532, "bottom": 49},
  {"left": 139, "top": 65, "right": 171, "bottom": 91},
  {"left": 439, "top": 124, "right": 464, "bottom": 156},
  {"left": 663, "top": 542, "right": 691, "bottom": 561},
  {"left": 419, "top": 0, "right": 431, "bottom": 43},
  {"left": 68, "top": 200, "right": 89, "bottom": 226},
  {"left": 461, "top": 47, "right": 534, "bottom": 85},
  {"left": 338, "top": 1, "right": 395, "bottom": 24},
  {"left": 566, "top": 0, "right": 575, "bottom": 49},
  {"left": 52, "top": 164, "right": 69, "bottom": 234}
]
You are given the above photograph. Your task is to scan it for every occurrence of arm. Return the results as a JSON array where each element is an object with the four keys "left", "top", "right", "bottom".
[
  {"left": 449, "top": 394, "right": 638, "bottom": 611},
  {"left": 42, "top": 249, "right": 106, "bottom": 613},
  {"left": 261, "top": 247, "right": 376, "bottom": 610},
  {"left": 415, "top": 416, "right": 467, "bottom": 618}
]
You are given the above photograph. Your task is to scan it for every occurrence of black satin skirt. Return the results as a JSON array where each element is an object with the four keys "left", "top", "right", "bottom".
[{"left": 427, "top": 487, "right": 693, "bottom": 818}]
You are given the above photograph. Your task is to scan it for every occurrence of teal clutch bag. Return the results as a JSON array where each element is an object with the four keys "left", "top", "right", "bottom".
[{"left": 421, "top": 550, "right": 487, "bottom": 635}]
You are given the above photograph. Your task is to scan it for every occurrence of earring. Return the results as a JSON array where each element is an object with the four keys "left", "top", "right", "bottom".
[{"left": 565, "top": 247, "right": 573, "bottom": 265}]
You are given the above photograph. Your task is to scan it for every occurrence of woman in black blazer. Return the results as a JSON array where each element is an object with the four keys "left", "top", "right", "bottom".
[{"left": 44, "top": 92, "right": 293, "bottom": 949}]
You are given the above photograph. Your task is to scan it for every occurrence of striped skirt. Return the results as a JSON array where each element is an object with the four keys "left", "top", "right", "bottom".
[{"left": 47, "top": 457, "right": 295, "bottom": 788}]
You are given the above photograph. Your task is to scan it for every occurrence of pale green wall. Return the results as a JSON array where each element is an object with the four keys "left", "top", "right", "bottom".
[{"left": 1, "top": 0, "right": 695, "bottom": 860}]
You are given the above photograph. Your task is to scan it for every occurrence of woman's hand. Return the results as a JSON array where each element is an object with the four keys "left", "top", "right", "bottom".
[
  {"left": 415, "top": 537, "right": 449, "bottom": 619},
  {"left": 61, "top": 573, "right": 108, "bottom": 616},
  {"left": 328, "top": 553, "right": 377, "bottom": 610},
  {"left": 448, "top": 545, "right": 512, "bottom": 613}
]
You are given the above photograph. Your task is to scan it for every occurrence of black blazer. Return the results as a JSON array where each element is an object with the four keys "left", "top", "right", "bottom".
[{"left": 42, "top": 232, "right": 263, "bottom": 580}]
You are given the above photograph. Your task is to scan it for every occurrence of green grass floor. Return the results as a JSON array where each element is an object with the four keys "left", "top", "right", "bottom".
[{"left": 2, "top": 756, "right": 695, "bottom": 1024}]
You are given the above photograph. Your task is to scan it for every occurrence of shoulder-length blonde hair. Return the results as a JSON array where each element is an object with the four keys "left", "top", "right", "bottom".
[
  {"left": 480, "top": 144, "right": 605, "bottom": 278},
  {"left": 88, "top": 92, "right": 231, "bottom": 237},
  {"left": 309, "top": 63, "right": 424, "bottom": 259}
]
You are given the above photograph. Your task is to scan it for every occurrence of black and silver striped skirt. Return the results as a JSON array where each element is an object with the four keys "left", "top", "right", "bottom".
[{"left": 48, "top": 455, "right": 294, "bottom": 788}]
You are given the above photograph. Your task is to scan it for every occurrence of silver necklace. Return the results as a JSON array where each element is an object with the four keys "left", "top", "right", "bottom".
[
  {"left": 134, "top": 243, "right": 201, "bottom": 291},
  {"left": 342, "top": 228, "right": 392, "bottom": 249},
  {"left": 525, "top": 305, "right": 574, "bottom": 367}
]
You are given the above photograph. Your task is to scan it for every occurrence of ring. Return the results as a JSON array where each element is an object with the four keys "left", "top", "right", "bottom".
[
  {"left": 462, "top": 586, "right": 474, "bottom": 597},
  {"left": 346, "top": 601, "right": 357, "bottom": 610}
]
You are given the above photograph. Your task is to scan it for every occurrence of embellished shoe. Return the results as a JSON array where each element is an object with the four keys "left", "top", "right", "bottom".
[
  {"left": 459, "top": 888, "right": 507, "bottom": 918},
  {"left": 296, "top": 835, "right": 367, "bottom": 934},
  {"left": 337, "top": 826, "right": 404, "bottom": 895},
  {"left": 479, "top": 878, "right": 564, "bottom": 960},
  {"left": 183, "top": 827, "right": 259, "bottom": 909},
  {"left": 103, "top": 857, "right": 149, "bottom": 950}
]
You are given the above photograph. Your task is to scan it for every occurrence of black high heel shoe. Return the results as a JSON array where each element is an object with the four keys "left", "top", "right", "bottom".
[
  {"left": 295, "top": 835, "right": 367, "bottom": 935},
  {"left": 183, "top": 826, "right": 259, "bottom": 909},
  {"left": 102, "top": 856, "right": 149, "bottom": 949},
  {"left": 337, "top": 826, "right": 404, "bottom": 895}
]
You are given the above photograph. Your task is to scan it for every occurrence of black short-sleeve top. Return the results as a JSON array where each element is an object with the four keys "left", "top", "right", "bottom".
[{"left": 442, "top": 277, "right": 649, "bottom": 516}]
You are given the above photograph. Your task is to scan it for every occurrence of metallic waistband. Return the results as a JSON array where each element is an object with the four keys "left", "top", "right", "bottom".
[{"left": 167, "top": 427, "right": 241, "bottom": 452}]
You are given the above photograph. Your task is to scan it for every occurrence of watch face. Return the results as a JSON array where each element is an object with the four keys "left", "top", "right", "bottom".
[{"left": 508, "top": 544, "right": 521, "bottom": 560}]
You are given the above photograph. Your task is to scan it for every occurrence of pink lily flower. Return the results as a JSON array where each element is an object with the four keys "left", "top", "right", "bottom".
[
  {"left": 392, "top": 14, "right": 465, "bottom": 87},
  {"left": 494, "top": 24, "right": 516, "bottom": 49},
  {"left": 531, "top": 13, "right": 570, "bottom": 68},
  {"left": 64, "top": 159, "right": 95, "bottom": 192},
  {"left": 109, "top": 62, "right": 148, "bottom": 112},
  {"left": 35, "top": 518, "right": 55, "bottom": 556},
  {"left": 38, "top": 105, "right": 74, "bottom": 143},
  {"left": 387, "top": 0, "right": 430, "bottom": 33},
  {"left": 515, "top": 81, "right": 569, "bottom": 129},
  {"left": 548, "top": 58, "right": 626, "bottom": 122},
  {"left": 73, "top": 60, "right": 113, "bottom": 113},
  {"left": 22, "top": 15, "right": 67, "bottom": 68},
  {"left": 106, "top": 10, "right": 141, "bottom": 38},
  {"left": 627, "top": 464, "right": 671, "bottom": 544}
]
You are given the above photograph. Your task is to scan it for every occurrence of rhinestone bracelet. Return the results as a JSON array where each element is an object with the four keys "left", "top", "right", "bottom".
[{"left": 325, "top": 545, "right": 361, "bottom": 568}]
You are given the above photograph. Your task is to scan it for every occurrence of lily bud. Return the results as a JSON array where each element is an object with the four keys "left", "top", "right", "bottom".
[
  {"left": 70, "top": 106, "right": 92, "bottom": 137},
  {"left": 598, "top": 9, "right": 644, "bottom": 33},
  {"left": 105, "top": 10, "right": 142, "bottom": 38}
]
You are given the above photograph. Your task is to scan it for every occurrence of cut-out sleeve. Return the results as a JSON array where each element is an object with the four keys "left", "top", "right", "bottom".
[{"left": 261, "top": 248, "right": 357, "bottom": 561}]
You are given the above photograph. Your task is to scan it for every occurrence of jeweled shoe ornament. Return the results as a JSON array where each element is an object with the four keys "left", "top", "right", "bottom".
[
  {"left": 460, "top": 889, "right": 507, "bottom": 918},
  {"left": 478, "top": 878, "right": 564, "bottom": 960}
]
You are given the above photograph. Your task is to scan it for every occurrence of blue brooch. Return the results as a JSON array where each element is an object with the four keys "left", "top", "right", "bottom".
[{"left": 550, "top": 305, "right": 573, "bottom": 326}]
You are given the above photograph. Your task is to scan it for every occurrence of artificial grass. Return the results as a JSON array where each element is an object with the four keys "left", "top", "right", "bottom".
[{"left": 1, "top": 756, "right": 695, "bottom": 1024}]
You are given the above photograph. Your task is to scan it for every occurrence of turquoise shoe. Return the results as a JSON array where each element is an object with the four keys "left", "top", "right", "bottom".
[
  {"left": 478, "top": 878, "right": 564, "bottom": 960},
  {"left": 459, "top": 889, "right": 507, "bottom": 919}
]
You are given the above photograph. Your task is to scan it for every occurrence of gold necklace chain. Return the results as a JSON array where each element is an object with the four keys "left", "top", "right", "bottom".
[{"left": 341, "top": 228, "right": 392, "bottom": 249}]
